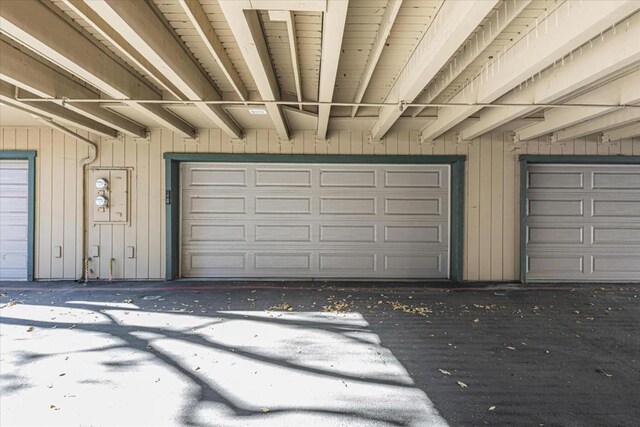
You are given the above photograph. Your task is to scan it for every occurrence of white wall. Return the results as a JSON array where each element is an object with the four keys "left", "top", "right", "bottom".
[{"left": 1, "top": 126, "right": 638, "bottom": 281}]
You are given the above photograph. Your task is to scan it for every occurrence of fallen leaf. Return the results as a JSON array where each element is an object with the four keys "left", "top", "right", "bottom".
[
  {"left": 489, "top": 406, "right": 496, "bottom": 411},
  {"left": 26, "top": 326, "right": 34, "bottom": 332},
  {"left": 438, "top": 369, "right": 451, "bottom": 376},
  {"left": 268, "top": 303, "right": 293, "bottom": 312},
  {"left": 457, "top": 381, "right": 468, "bottom": 389}
]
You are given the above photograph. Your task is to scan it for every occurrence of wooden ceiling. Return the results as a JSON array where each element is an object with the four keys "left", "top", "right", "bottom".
[{"left": 1, "top": 0, "right": 639, "bottom": 142}]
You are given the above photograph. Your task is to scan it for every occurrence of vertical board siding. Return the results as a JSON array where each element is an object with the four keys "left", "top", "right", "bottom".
[{"left": 1, "top": 127, "right": 639, "bottom": 280}]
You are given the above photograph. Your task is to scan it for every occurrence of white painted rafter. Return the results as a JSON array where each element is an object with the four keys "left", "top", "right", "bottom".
[
  {"left": 0, "top": 0, "right": 197, "bottom": 138},
  {"left": 316, "top": 0, "right": 349, "bottom": 140},
  {"left": 0, "top": 39, "right": 147, "bottom": 137},
  {"left": 178, "top": 0, "right": 248, "bottom": 101},
  {"left": 351, "top": 0, "right": 403, "bottom": 118},
  {"left": 602, "top": 122, "right": 640, "bottom": 141},
  {"left": 516, "top": 69, "right": 640, "bottom": 140},
  {"left": 369, "top": 0, "right": 499, "bottom": 141},
  {"left": 411, "top": 0, "right": 531, "bottom": 118},
  {"left": 249, "top": 1, "right": 326, "bottom": 13},
  {"left": 269, "top": 11, "right": 302, "bottom": 110},
  {"left": 83, "top": 0, "right": 243, "bottom": 139},
  {"left": 460, "top": 12, "right": 640, "bottom": 140},
  {"left": 60, "top": 0, "right": 184, "bottom": 100},
  {"left": 553, "top": 108, "right": 640, "bottom": 142},
  {"left": 0, "top": 81, "right": 118, "bottom": 138},
  {"left": 218, "top": 0, "right": 290, "bottom": 140},
  {"left": 420, "top": 0, "right": 640, "bottom": 142}
]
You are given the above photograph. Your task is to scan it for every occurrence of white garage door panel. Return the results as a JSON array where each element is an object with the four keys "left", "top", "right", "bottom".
[
  {"left": 0, "top": 160, "right": 28, "bottom": 281},
  {"left": 525, "top": 164, "right": 640, "bottom": 282},
  {"left": 181, "top": 163, "right": 450, "bottom": 279}
]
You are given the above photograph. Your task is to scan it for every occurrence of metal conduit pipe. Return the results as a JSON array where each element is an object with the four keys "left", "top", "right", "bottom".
[
  {"left": 38, "top": 118, "right": 98, "bottom": 282},
  {"left": 15, "top": 98, "right": 640, "bottom": 109}
]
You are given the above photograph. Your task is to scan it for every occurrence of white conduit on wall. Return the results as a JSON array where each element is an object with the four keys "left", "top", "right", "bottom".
[{"left": 38, "top": 118, "right": 97, "bottom": 282}]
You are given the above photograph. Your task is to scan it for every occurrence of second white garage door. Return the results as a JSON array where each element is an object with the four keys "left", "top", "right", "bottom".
[
  {"left": 180, "top": 162, "right": 450, "bottom": 279},
  {"left": 0, "top": 160, "right": 29, "bottom": 281}
]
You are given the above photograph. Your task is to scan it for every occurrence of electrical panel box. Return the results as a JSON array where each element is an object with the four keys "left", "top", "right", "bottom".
[{"left": 90, "top": 168, "right": 129, "bottom": 224}]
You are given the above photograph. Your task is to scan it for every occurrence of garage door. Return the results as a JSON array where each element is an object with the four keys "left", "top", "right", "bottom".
[
  {"left": 180, "top": 162, "right": 450, "bottom": 279},
  {"left": 525, "top": 163, "right": 640, "bottom": 282},
  {"left": 0, "top": 160, "right": 29, "bottom": 280}
]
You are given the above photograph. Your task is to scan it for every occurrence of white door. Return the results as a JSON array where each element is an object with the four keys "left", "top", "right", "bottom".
[
  {"left": 180, "top": 162, "right": 450, "bottom": 279},
  {"left": 525, "top": 163, "right": 640, "bottom": 282},
  {"left": 0, "top": 160, "right": 29, "bottom": 280}
]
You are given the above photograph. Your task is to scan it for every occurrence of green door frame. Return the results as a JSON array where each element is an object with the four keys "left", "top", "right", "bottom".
[
  {"left": 519, "top": 155, "right": 640, "bottom": 283},
  {"left": 0, "top": 150, "right": 37, "bottom": 281},
  {"left": 164, "top": 153, "right": 466, "bottom": 282}
]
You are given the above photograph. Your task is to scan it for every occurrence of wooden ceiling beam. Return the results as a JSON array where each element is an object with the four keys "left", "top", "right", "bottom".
[
  {"left": 0, "top": 39, "right": 146, "bottom": 137},
  {"left": 269, "top": 11, "right": 302, "bottom": 110},
  {"left": 421, "top": 0, "right": 640, "bottom": 142},
  {"left": 316, "top": 0, "right": 349, "bottom": 140},
  {"left": 82, "top": 0, "right": 243, "bottom": 139},
  {"left": 0, "top": 81, "right": 118, "bottom": 138},
  {"left": 351, "top": 0, "right": 403, "bottom": 118},
  {"left": 554, "top": 107, "right": 640, "bottom": 142},
  {"left": 219, "top": 0, "right": 290, "bottom": 140},
  {"left": 516, "top": 70, "right": 640, "bottom": 141},
  {"left": 178, "top": 0, "right": 248, "bottom": 101},
  {"left": 602, "top": 122, "right": 640, "bottom": 141},
  {"left": 60, "top": 0, "right": 185, "bottom": 100},
  {"left": 0, "top": 0, "right": 197, "bottom": 138},
  {"left": 369, "top": 0, "right": 498, "bottom": 141},
  {"left": 460, "top": 12, "right": 640, "bottom": 141},
  {"left": 411, "top": 0, "right": 531, "bottom": 118}
]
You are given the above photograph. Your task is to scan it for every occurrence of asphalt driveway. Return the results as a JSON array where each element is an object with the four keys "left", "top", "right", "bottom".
[{"left": 1, "top": 281, "right": 638, "bottom": 426}]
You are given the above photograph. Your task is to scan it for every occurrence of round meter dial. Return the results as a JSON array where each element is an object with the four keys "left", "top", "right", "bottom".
[
  {"left": 95, "top": 195, "right": 108, "bottom": 207},
  {"left": 95, "top": 178, "right": 108, "bottom": 189}
]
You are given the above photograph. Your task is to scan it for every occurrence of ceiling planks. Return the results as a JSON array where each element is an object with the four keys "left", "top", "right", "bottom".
[{"left": 0, "top": 0, "right": 636, "bottom": 142}]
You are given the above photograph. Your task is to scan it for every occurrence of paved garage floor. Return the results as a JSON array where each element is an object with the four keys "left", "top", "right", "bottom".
[{"left": 0, "top": 282, "right": 638, "bottom": 427}]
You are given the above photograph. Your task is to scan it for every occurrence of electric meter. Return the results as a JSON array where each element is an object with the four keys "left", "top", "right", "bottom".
[
  {"left": 96, "top": 178, "right": 108, "bottom": 189},
  {"left": 95, "top": 195, "right": 108, "bottom": 207}
]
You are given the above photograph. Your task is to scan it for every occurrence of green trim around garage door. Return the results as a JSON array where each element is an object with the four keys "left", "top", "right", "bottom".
[
  {"left": 518, "top": 155, "right": 640, "bottom": 283},
  {"left": 164, "top": 153, "right": 466, "bottom": 282},
  {"left": 0, "top": 150, "right": 37, "bottom": 281}
]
